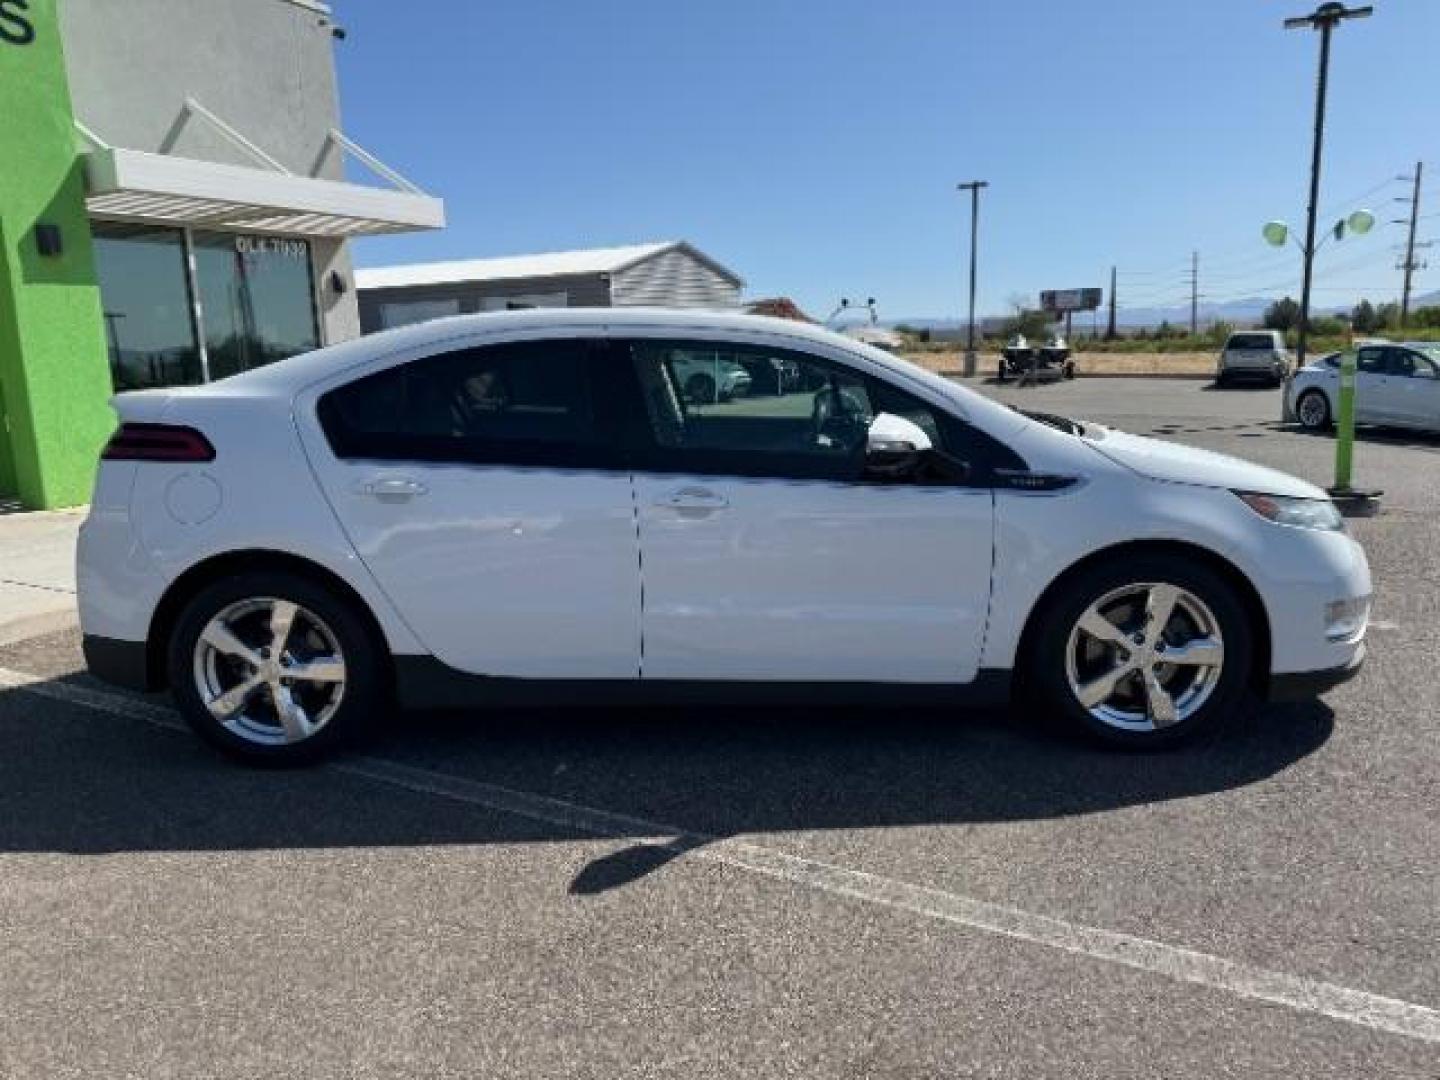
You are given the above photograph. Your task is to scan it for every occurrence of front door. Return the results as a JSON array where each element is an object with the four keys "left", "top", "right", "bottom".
[
  {"left": 620, "top": 338, "right": 995, "bottom": 684},
  {"left": 302, "top": 336, "right": 641, "bottom": 679},
  {"left": 1354, "top": 345, "right": 1395, "bottom": 424},
  {"left": 1383, "top": 347, "right": 1440, "bottom": 430}
]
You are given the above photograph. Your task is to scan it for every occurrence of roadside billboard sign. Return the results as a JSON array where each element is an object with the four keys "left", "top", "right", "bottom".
[{"left": 1040, "top": 288, "right": 1103, "bottom": 313}]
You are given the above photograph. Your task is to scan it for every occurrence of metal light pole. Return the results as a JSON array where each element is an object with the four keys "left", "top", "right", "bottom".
[
  {"left": 1285, "top": 2, "right": 1372, "bottom": 369},
  {"left": 957, "top": 181, "right": 988, "bottom": 377}
]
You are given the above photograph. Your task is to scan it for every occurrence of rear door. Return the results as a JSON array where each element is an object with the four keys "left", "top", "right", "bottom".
[
  {"left": 302, "top": 336, "right": 640, "bottom": 679},
  {"left": 1353, "top": 345, "right": 1392, "bottom": 423},
  {"left": 618, "top": 337, "right": 997, "bottom": 684}
]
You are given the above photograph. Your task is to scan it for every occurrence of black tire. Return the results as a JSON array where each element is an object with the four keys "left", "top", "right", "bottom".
[
  {"left": 1027, "top": 554, "right": 1254, "bottom": 749},
  {"left": 1063, "top": 362, "right": 1076, "bottom": 380},
  {"left": 1214, "top": 372, "right": 1231, "bottom": 388},
  {"left": 167, "top": 570, "right": 385, "bottom": 766},
  {"left": 1296, "top": 388, "right": 1332, "bottom": 430},
  {"left": 685, "top": 373, "right": 715, "bottom": 405}
]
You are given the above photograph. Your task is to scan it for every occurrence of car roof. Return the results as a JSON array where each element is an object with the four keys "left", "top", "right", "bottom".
[{"left": 156, "top": 306, "right": 919, "bottom": 395}]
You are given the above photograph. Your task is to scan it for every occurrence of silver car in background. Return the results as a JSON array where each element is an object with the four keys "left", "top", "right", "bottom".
[
  {"left": 1217, "top": 330, "right": 1290, "bottom": 387},
  {"left": 1285, "top": 340, "right": 1440, "bottom": 433}
]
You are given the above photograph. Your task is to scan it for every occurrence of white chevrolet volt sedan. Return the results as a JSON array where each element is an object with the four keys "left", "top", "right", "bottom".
[{"left": 78, "top": 309, "right": 1371, "bottom": 764}]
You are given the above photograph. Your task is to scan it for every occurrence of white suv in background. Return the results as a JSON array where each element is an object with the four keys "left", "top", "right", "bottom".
[
  {"left": 1217, "top": 330, "right": 1290, "bottom": 387},
  {"left": 77, "top": 309, "right": 1370, "bottom": 764}
]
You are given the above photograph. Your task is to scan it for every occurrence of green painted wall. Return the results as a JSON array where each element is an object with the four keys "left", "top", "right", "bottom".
[{"left": 0, "top": 0, "right": 115, "bottom": 508}]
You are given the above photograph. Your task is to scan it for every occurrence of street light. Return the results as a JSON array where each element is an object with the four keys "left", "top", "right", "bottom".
[
  {"left": 1283, "top": 2, "right": 1373, "bottom": 370},
  {"left": 957, "top": 181, "right": 988, "bottom": 377}
]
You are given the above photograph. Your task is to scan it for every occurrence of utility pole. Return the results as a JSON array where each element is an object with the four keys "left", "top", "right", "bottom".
[
  {"left": 1106, "top": 265, "right": 1117, "bottom": 339},
  {"left": 957, "top": 180, "right": 988, "bottom": 377},
  {"left": 1285, "top": 2, "right": 1372, "bottom": 368},
  {"left": 1189, "top": 251, "right": 1199, "bottom": 336},
  {"left": 1398, "top": 161, "right": 1423, "bottom": 328}
]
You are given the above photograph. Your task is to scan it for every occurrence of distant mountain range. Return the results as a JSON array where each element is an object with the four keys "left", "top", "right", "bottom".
[{"left": 887, "top": 289, "right": 1440, "bottom": 331}]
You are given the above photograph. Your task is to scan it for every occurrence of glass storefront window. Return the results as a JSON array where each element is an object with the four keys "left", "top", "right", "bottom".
[
  {"left": 193, "top": 232, "right": 320, "bottom": 381},
  {"left": 378, "top": 297, "right": 461, "bottom": 329},
  {"left": 91, "top": 224, "right": 203, "bottom": 391}
]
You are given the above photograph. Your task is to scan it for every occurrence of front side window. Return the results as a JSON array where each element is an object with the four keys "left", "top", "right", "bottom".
[
  {"left": 1386, "top": 348, "right": 1435, "bottom": 378},
  {"left": 318, "top": 339, "right": 610, "bottom": 468},
  {"left": 623, "top": 340, "right": 987, "bottom": 482},
  {"left": 91, "top": 223, "right": 204, "bottom": 390}
]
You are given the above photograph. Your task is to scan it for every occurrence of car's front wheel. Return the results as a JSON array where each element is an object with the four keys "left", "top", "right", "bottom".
[
  {"left": 1030, "top": 555, "right": 1253, "bottom": 748},
  {"left": 1296, "top": 388, "right": 1332, "bottom": 430},
  {"left": 167, "top": 571, "right": 384, "bottom": 765}
]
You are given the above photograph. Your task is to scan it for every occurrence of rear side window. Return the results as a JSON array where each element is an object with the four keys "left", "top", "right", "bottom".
[
  {"left": 1227, "top": 333, "right": 1277, "bottom": 351},
  {"left": 318, "top": 339, "right": 613, "bottom": 468},
  {"left": 1357, "top": 347, "right": 1387, "bottom": 375}
]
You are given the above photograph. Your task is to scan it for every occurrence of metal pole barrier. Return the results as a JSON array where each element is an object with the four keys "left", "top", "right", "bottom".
[{"left": 1334, "top": 348, "right": 1356, "bottom": 490}]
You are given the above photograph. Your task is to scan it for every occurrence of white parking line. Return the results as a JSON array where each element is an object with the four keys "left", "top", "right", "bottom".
[{"left": 3, "top": 666, "right": 1439, "bottom": 1046}]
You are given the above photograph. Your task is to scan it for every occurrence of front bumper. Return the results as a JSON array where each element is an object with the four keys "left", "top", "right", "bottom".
[{"left": 1267, "top": 643, "right": 1365, "bottom": 702}]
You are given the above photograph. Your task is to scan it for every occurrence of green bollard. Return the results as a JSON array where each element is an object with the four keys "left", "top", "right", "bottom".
[
  {"left": 1326, "top": 347, "right": 1380, "bottom": 516},
  {"left": 1334, "top": 348, "right": 1356, "bottom": 491}
]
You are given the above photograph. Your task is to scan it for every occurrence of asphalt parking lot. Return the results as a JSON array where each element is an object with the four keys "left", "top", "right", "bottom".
[{"left": 1, "top": 378, "right": 1437, "bottom": 1078}]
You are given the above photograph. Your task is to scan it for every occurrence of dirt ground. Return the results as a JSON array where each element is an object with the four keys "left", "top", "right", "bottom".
[{"left": 902, "top": 351, "right": 1216, "bottom": 377}]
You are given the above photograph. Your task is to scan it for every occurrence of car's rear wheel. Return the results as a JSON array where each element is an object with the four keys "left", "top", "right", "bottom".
[
  {"left": 1030, "top": 555, "right": 1253, "bottom": 748},
  {"left": 1296, "top": 389, "right": 1332, "bottom": 430},
  {"left": 167, "top": 571, "right": 384, "bottom": 765}
]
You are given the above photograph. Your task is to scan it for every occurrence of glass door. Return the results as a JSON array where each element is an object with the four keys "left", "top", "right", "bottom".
[{"left": 192, "top": 232, "right": 320, "bottom": 381}]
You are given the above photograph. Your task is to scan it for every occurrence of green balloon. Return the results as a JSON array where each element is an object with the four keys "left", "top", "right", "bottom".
[{"left": 1262, "top": 221, "right": 1289, "bottom": 247}]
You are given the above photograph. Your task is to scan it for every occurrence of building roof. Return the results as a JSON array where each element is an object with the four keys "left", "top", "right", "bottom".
[
  {"left": 355, "top": 241, "right": 742, "bottom": 291},
  {"left": 745, "top": 297, "right": 815, "bottom": 323}
]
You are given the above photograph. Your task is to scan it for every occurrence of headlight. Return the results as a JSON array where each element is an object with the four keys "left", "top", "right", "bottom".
[{"left": 1234, "top": 490, "right": 1344, "bottom": 531}]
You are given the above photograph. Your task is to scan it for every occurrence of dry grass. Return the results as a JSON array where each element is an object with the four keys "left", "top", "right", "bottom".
[{"left": 901, "top": 351, "right": 1216, "bottom": 377}]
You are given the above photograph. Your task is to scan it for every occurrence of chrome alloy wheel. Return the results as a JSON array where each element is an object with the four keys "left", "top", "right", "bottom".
[
  {"left": 1063, "top": 582, "right": 1225, "bottom": 733},
  {"left": 192, "top": 597, "right": 347, "bottom": 746},
  {"left": 1297, "top": 391, "right": 1328, "bottom": 429}
]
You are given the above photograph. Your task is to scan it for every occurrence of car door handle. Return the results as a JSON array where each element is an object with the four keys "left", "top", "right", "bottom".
[
  {"left": 359, "top": 477, "right": 428, "bottom": 502},
  {"left": 656, "top": 486, "right": 729, "bottom": 512}
]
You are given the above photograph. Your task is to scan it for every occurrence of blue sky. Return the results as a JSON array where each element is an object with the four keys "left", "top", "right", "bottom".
[{"left": 336, "top": 0, "right": 1440, "bottom": 321}]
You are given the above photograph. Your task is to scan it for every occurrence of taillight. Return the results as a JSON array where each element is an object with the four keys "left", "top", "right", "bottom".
[{"left": 101, "top": 423, "right": 215, "bottom": 462}]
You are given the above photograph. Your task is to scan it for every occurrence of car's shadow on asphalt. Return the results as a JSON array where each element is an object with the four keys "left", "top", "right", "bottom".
[
  {"left": 1284, "top": 422, "right": 1440, "bottom": 452},
  {"left": 0, "top": 672, "right": 1335, "bottom": 893}
]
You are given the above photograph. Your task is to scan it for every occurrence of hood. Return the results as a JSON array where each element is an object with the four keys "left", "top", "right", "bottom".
[{"left": 1084, "top": 427, "right": 1325, "bottom": 499}]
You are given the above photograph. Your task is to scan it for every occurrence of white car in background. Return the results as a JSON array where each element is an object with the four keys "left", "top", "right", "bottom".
[
  {"left": 1216, "top": 330, "right": 1291, "bottom": 387},
  {"left": 78, "top": 309, "right": 1370, "bottom": 765},
  {"left": 1286, "top": 340, "right": 1440, "bottom": 433}
]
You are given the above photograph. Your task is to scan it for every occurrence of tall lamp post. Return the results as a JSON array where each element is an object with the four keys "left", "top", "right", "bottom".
[
  {"left": 1284, "top": 2, "right": 1373, "bottom": 369},
  {"left": 957, "top": 180, "right": 988, "bottom": 377}
]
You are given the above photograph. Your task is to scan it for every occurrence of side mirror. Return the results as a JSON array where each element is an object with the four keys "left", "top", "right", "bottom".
[{"left": 865, "top": 412, "right": 932, "bottom": 479}]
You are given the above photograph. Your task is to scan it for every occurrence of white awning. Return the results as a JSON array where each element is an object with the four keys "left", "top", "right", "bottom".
[{"left": 83, "top": 147, "right": 446, "bottom": 238}]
